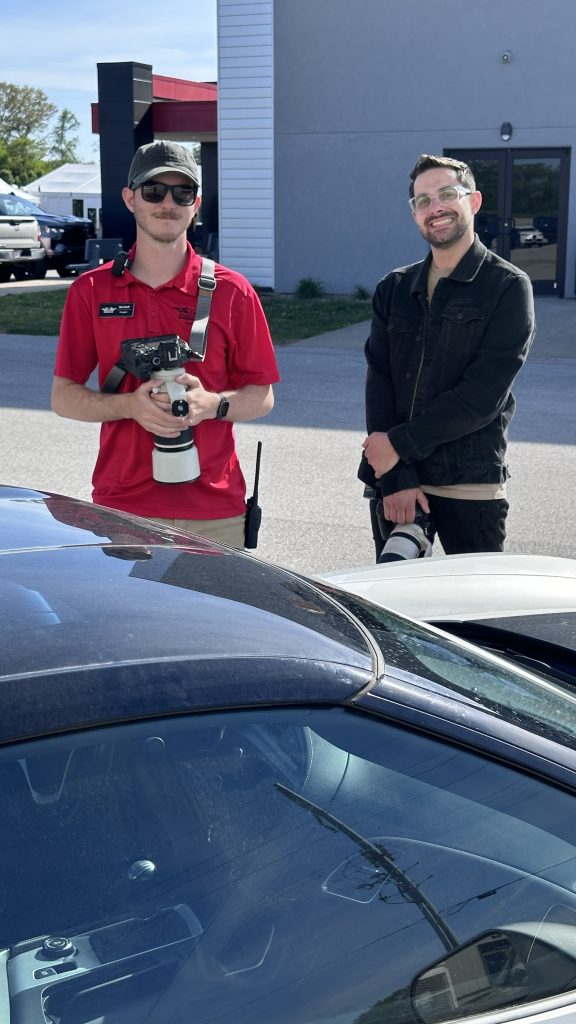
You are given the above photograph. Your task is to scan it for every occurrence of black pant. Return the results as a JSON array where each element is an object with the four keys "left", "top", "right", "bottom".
[{"left": 370, "top": 494, "right": 509, "bottom": 561}]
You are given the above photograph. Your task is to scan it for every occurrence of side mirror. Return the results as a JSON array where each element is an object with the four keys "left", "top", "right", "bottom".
[{"left": 412, "top": 909, "right": 576, "bottom": 1023}]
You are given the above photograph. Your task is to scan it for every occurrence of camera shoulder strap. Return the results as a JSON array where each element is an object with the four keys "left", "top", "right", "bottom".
[
  {"left": 101, "top": 256, "right": 217, "bottom": 392},
  {"left": 101, "top": 362, "right": 128, "bottom": 393},
  {"left": 188, "top": 257, "right": 216, "bottom": 361}
]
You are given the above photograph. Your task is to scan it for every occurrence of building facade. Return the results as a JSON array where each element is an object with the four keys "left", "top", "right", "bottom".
[{"left": 217, "top": 0, "right": 576, "bottom": 297}]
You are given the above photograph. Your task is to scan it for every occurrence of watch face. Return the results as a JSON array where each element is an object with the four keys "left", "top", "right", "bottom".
[{"left": 217, "top": 396, "right": 229, "bottom": 419}]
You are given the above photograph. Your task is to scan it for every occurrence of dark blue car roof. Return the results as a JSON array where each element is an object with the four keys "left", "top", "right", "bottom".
[
  {"left": 0, "top": 488, "right": 374, "bottom": 744},
  {"left": 4, "top": 489, "right": 576, "bottom": 797}
]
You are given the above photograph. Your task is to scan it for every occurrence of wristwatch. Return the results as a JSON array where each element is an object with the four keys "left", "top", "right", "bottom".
[{"left": 215, "top": 394, "right": 230, "bottom": 420}]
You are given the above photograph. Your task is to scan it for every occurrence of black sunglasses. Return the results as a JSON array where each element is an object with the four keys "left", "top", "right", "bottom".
[{"left": 138, "top": 181, "right": 198, "bottom": 207}]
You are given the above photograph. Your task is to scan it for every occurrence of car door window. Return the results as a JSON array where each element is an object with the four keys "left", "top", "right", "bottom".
[
  {"left": 332, "top": 587, "right": 576, "bottom": 748},
  {"left": 3, "top": 709, "right": 576, "bottom": 1024}
]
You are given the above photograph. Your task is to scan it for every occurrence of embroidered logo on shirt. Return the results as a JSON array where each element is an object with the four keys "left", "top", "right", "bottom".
[
  {"left": 175, "top": 306, "right": 196, "bottom": 324},
  {"left": 99, "top": 303, "right": 135, "bottom": 318}
]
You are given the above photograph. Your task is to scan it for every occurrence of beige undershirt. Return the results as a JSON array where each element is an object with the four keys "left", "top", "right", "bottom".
[
  {"left": 424, "top": 266, "right": 506, "bottom": 500},
  {"left": 421, "top": 482, "right": 507, "bottom": 500},
  {"left": 427, "top": 263, "right": 449, "bottom": 302}
]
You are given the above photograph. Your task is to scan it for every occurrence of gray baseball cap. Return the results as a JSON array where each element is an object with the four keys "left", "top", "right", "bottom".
[{"left": 128, "top": 140, "right": 200, "bottom": 189}]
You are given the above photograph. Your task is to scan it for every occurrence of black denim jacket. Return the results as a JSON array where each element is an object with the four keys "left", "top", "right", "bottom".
[{"left": 358, "top": 236, "right": 535, "bottom": 496}]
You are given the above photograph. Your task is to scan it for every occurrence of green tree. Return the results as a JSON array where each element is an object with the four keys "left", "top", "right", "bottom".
[
  {"left": 0, "top": 138, "right": 12, "bottom": 181},
  {"left": 0, "top": 137, "right": 47, "bottom": 186},
  {"left": 0, "top": 81, "right": 56, "bottom": 143},
  {"left": 50, "top": 108, "right": 80, "bottom": 163},
  {"left": 0, "top": 83, "right": 83, "bottom": 185}
]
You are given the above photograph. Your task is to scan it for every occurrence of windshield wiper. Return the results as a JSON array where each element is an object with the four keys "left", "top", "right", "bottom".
[{"left": 275, "top": 782, "right": 459, "bottom": 952}]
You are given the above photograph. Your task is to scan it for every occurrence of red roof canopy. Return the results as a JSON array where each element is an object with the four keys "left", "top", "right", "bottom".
[{"left": 92, "top": 75, "right": 218, "bottom": 140}]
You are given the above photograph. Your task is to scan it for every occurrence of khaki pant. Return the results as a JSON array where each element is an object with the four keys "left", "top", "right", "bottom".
[{"left": 149, "top": 514, "right": 246, "bottom": 549}]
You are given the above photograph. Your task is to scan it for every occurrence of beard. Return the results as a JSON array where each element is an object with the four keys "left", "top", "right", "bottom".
[{"left": 419, "top": 210, "right": 471, "bottom": 250}]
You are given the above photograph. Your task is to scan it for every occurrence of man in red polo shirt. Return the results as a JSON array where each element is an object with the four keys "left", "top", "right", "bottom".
[{"left": 52, "top": 140, "right": 279, "bottom": 548}]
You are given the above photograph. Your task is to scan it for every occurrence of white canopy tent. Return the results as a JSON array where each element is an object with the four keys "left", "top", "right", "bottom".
[
  {"left": 25, "top": 164, "right": 102, "bottom": 231},
  {"left": 0, "top": 176, "right": 42, "bottom": 203}
]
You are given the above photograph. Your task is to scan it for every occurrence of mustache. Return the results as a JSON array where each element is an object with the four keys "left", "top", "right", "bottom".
[{"left": 425, "top": 212, "right": 456, "bottom": 226}]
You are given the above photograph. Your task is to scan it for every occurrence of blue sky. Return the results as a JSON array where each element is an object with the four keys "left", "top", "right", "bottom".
[{"left": 1, "top": 0, "right": 218, "bottom": 161}]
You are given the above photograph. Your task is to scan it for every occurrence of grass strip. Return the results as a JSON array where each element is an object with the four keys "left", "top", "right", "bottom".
[{"left": 0, "top": 289, "right": 371, "bottom": 342}]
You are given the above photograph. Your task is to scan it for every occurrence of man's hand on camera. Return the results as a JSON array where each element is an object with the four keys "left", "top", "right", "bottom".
[
  {"left": 383, "top": 488, "right": 430, "bottom": 524},
  {"left": 362, "top": 431, "right": 400, "bottom": 476},
  {"left": 174, "top": 372, "right": 221, "bottom": 425},
  {"left": 128, "top": 380, "right": 188, "bottom": 437}
]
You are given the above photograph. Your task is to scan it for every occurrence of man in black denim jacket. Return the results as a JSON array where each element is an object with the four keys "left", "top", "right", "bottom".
[{"left": 359, "top": 154, "right": 535, "bottom": 559}]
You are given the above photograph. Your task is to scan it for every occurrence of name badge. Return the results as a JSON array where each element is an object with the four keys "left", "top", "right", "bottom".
[{"left": 99, "top": 303, "right": 135, "bottom": 318}]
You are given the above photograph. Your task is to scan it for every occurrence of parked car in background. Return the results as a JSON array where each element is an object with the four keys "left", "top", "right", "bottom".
[
  {"left": 0, "top": 192, "right": 95, "bottom": 278},
  {"left": 320, "top": 552, "right": 576, "bottom": 687},
  {"left": 473, "top": 219, "right": 551, "bottom": 252},
  {"left": 533, "top": 215, "right": 558, "bottom": 244},
  {"left": 0, "top": 198, "right": 44, "bottom": 282},
  {"left": 513, "top": 225, "right": 548, "bottom": 248},
  {"left": 4, "top": 485, "right": 576, "bottom": 1024}
]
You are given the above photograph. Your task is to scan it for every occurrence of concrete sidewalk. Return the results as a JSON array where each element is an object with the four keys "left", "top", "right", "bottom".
[
  {"left": 0, "top": 270, "right": 74, "bottom": 297},
  {"left": 289, "top": 295, "right": 576, "bottom": 360}
]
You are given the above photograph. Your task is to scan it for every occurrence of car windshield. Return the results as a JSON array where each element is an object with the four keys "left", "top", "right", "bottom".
[
  {"left": 0, "top": 193, "right": 40, "bottom": 216},
  {"left": 3, "top": 708, "right": 576, "bottom": 1024}
]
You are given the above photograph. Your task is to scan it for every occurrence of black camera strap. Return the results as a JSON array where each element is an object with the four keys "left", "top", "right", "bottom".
[{"left": 101, "top": 256, "right": 217, "bottom": 393}]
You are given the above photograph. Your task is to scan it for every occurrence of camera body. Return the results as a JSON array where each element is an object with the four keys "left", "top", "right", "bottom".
[
  {"left": 121, "top": 335, "right": 194, "bottom": 380},
  {"left": 121, "top": 335, "right": 200, "bottom": 484}
]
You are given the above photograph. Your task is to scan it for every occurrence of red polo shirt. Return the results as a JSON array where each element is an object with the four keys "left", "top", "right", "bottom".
[{"left": 55, "top": 244, "right": 280, "bottom": 519}]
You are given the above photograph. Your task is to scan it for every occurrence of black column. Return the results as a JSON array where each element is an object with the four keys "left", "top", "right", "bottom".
[
  {"left": 199, "top": 142, "right": 218, "bottom": 253},
  {"left": 97, "top": 62, "right": 154, "bottom": 247}
]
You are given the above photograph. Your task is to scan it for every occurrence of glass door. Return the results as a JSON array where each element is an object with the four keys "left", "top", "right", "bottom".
[{"left": 446, "top": 148, "right": 570, "bottom": 295}]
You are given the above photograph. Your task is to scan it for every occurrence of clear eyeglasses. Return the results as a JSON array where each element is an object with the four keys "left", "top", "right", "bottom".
[{"left": 409, "top": 185, "right": 472, "bottom": 212}]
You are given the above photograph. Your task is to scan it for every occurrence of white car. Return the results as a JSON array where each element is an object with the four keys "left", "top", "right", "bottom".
[
  {"left": 516, "top": 226, "right": 548, "bottom": 247},
  {"left": 319, "top": 553, "right": 576, "bottom": 685}
]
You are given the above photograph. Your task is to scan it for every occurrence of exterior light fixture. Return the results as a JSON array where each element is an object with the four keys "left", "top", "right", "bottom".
[{"left": 500, "top": 122, "right": 513, "bottom": 142}]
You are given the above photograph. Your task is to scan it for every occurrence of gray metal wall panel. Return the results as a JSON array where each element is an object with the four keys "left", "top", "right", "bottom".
[
  {"left": 218, "top": 0, "right": 275, "bottom": 286},
  {"left": 272, "top": 0, "right": 576, "bottom": 295}
]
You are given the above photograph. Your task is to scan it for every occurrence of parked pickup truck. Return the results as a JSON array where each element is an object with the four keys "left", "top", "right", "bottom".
[
  {"left": 0, "top": 197, "right": 45, "bottom": 282},
  {"left": 0, "top": 190, "right": 96, "bottom": 278}
]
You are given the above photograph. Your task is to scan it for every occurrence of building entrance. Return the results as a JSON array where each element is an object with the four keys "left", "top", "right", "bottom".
[{"left": 447, "top": 148, "right": 570, "bottom": 295}]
